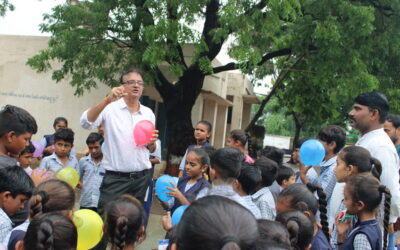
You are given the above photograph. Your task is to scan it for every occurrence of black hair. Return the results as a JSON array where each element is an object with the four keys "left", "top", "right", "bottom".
[
  {"left": 257, "top": 146, "right": 284, "bottom": 166},
  {"left": 54, "top": 128, "right": 75, "bottom": 145},
  {"left": 105, "top": 194, "right": 146, "bottom": 250},
  {"left": 0, "top": 105, "right": 37, "bottom": 136},
  {"left": 257, "top": 220, "right": 291, "bottom": 248},
  {"left": 230, "top": 129, "right": 248, "bottom": 146},
  {"left": 354, "top": 91, "right": 389, "bottom": 123},
  {"left": 278, "top": 183, "right": 330, "bottom": 242},
  {"left": 339, "top": 146, "right": 382, "bottom": 179},
  {"left": 20, "top": 142, "right": 36, "bottom": 155},
  {"left": 346, "top": 173, "right": 391, "bottom": 250},
  {"left": 0, "top": 165, "right": 34, "bottom": 198},
  {"left": 166, "top": 226, "right": 178, "bottom": 250},
  {"left": 29, "top": 179, "right": 75, "bottom": 219},
  {"left": 52, "top": 117, "right": 68, "bottom": 128},
  {"left": 276, "top": 166, "right": 295, "bottom": 186},
  {"left": 86, "top": 132, "right": 104, "bottom": 145},
  {"left": 254, "top": 240, "right": 290, "bottom": 250},
  {"left": 316, "top": 125, "right": 346, "bottom": 154},
  {"left": 238, "top": 164, "right": 261, "bottom": 195},
  {"left": 275, "top": 210, "right": 314, "bottom": 250},
  {"left": 191, "top": 148, "right": 211, "bottom": 166},
  {"left": 306, "top": 183, "right": 330, "bottom": 242},
  {"left": 293, "top": 138, "right": 310, "bottom": 149},
  {"left": 197, "top": 120, "right": 213, "bottom": 133},
  {"left": 119, "top": 68, "right": 144, "bottom": 84},
  {"left": 386, "top": 114, "right": 400, "bottom": 128},
  {"left": 176, "top": 195, "right": 259, "bottom": 250},
  {"left": 210, "top": 147, "right": 243, "bottom": 180},
  {"left": 23, "top": 212, "right": 77, "bottom": 250},
  {"left": 254, "top": 157, "right": 278, "bottom": 187}
]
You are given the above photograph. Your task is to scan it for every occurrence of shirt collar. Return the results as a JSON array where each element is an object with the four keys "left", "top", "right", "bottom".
[
  {"left": 50, "top": 152, "right": 74, "bottom": 162},
  {"left": 0, "top": 208, "right": 12, "bottom": 224},
  {"left": 357, "top": 128, "right": 384, "bottom": 142},
  {"left": 320, "top": 155, "right": 337, "bottom": 170},
  {"left": 117, "top": 98, "right": 143, "bottom": 114},
  {"left": 252, "top": 187, "right": 270, "bottom": 199}
]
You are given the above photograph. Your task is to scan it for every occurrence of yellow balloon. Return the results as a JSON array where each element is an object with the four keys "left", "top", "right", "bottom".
[
  {"left": 56, "top": 167, "right": 79, "bottom": 188},
  {"left": 73, "top": 209, "right": 104, "bottom": 250}
]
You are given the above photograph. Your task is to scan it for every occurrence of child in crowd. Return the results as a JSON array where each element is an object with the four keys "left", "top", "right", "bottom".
[
  {"left": 257, "top": 219, "right": 291, "bottom": 248},
  {"left": 175, "top": 196, "right": 259, "bottom": 250},
  {"left": 179, "top": 121, "right": 212, "bottom": 177},
  {"left": 276, "top": 183, "right": 331, "bottom": 250},
  {"left": 226, "top": 129, "right": 255, "bottom": 163},
  {"left": 275, "top": 210, "right": 314, "bottom": 250},
  {"left": 15, "top": 212, "right": 77, "bottom": 250},
  {"left": 336, "top": 174, "right": 391, "bottom": 250},
  {"left": 331, "top": 146, "right": 382, "bottom": 247},
  {"left": 79, "top": 132, "right": 105, "bottom": 212},
  {"left": 6, "top": 179, "right": 75, "bottom": 250},
  {"left": 41, "top": 117, "right": 68, "bottom": 157},
  {"left": 234, "top": 164, "right": 262, "bottom": 218},
  {"left": 252, "top": 157, "right": 278, "bottom": 220},
  {"left": 17, "top": 143, "right": 35, "bottom": 174},
  {"left": 0, "top": 166, "right": 34, "bottom": 242},
  {"left": 196, "top": 147, "right": 261, "bottom": 218},
  {"left": 104, "top": 195, "right": 146, "bottom": 250},
  {"left": 39, "top": 128, "right": 79, "bottom": 174},
  {"left": 276, "top": 166, "right": 296, "bottom": 191},
  {"left": 292, "top": 138, "right": 319, "bottom": 184},
  {"left": 0, "top": 105, "right": 37, "bottom": 169},
  {"left": 161, "top": 148, "right": 210, "bottom": 213}
]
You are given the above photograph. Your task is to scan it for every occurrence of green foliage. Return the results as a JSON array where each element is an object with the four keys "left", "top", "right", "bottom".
[{"left": 0, "top": 0, "right": 14, "bottom": 17}]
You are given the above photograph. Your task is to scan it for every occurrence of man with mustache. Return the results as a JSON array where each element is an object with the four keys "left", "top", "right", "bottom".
[{"left": 348, "top": 91, "right": 400, "bottom": 248}]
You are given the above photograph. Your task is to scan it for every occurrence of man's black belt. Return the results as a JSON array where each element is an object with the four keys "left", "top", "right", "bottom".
[{"left": 105, "top": 169, "right": 149, "bottom": 179}]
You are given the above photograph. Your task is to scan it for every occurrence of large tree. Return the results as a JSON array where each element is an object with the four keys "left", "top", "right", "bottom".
[{"left": 28, "top": 0, "right": 400, "bottom": 156}]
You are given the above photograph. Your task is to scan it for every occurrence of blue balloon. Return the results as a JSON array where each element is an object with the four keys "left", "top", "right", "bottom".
[
  {"left": 172, "top": 205, "right": 188, "bottom": 226},
  {"left": 155, "top": 175, "right": 176, "bottom": 202},
  {"left": 299, "top": 139, "right": 325, "bottom": 166}
]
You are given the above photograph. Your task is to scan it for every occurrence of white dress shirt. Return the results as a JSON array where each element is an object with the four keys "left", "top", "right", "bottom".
[
  {"left": 356, "top": 128, "right": 400, "bottom": 223},
  {"left": 80, "top": 98, "right": 155, "bottom": 172}
]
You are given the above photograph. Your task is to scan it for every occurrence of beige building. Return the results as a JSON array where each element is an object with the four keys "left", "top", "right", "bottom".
[{"left": 0, "top": 35, "right": 258, "bottom": 153}]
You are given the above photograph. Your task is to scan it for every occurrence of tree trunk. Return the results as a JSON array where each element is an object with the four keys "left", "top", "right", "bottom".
[{"left": 292, "top": 112, "right": 302, "bottom": 150}]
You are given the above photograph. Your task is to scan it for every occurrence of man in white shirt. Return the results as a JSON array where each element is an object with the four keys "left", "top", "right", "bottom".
[
  {"left": 80, "top": 69, "right": 158, "bottom": 212},
  {"left": 348, "top": 91, "right": 400, "bottom": 240}
]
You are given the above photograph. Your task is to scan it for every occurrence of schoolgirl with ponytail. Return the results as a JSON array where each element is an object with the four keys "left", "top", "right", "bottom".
[
  {"left": 6, "top": 179, "right": 75, "bottom": 250},
  {"left": 336, "top": 173, "right": 391, "bottom": 250},
  {"left": 105, "top": 194, "right": 146, "bottom": 250},
  {"left": 226, "top": 129, "right": 254, "bottom": 163},
  {"left": 276, "top": 183, "right": 332, "bottom": 250}
]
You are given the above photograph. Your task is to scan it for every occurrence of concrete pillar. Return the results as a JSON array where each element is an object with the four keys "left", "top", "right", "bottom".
[
  {"left": 214, "top": 104, "right": 228, "bottom": 148},
  {"left": 242, "top": 103, "right": 252, "bottom": 128},
  {"left": 191, "top": 95, "right": 204, "bottom": 125},
  {"left": 202, "top": 99, "right": 218, "bottom": 145}
]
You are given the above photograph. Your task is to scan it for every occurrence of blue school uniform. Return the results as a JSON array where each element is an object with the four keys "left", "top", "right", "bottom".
[
  {"left": 311, "top": 228, "right": 332, "bottom": 250},
  {"left": 341, "top": 219, "right": 382, "bottom": 250},
  {"left": 170, "top": 176, "right": 209, "bottom": 213}
]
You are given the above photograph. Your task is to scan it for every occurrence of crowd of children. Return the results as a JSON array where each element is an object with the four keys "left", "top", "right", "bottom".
[{"left": 0, "top": 99, "right": 398, "bottom": 250}]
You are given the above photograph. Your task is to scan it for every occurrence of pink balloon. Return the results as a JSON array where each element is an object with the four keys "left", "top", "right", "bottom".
[
  {"left": 32, "top": 141, "right": 44, "bottom": 158},
  {"left": 133, "top": 120, "right": 155, "bottom": 146}
]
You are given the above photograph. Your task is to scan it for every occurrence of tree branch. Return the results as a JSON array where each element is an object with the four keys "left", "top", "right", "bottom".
[
  {"left": 201, "top": 0, "right": 224, "bottom": 60},
  {"left": 245, "top": 54, "right": 305, "bottom": 132}
]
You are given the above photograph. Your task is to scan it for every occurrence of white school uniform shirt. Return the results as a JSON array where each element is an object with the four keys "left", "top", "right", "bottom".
[
  {"left": 80, "top": 98, "right": 155, "bottom": 172},
  {"left": 356, "top": 128, "right": 400, "bottom": 223}
]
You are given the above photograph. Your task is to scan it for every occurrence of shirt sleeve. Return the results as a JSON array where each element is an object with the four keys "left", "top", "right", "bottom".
[
  {"left": 353, "top": 233, "right": 372, "bottom": 250},
  {"left": 317, "top": 167, "right": 336, "bottom": 201},
  {"left": 38, "top": 157, "right": 47, "bottom": 170},
  {"left": 374, "top": 147, "right": 400, "bottom": 222},
  {"left": 179, "top": 150, "right": 188, "bottom": 171},
  {"left": 80, "top": 109, "right": 104, "bottom": 130},
  {"left": 150, "top": 140, "right": 162, "bottom": 161}
]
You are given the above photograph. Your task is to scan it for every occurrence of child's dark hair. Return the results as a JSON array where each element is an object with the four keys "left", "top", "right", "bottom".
[
  {"left": 20, "top": 142, "right": 36, "bottom": 155},
  {"left": 229, "top": 129, "right": 255, "bottom": 157},
  {"left": 257, "top": 219, "right": 290, "bottom": 248},
  {"left": 276, "top": 166, "right": 295, "bottom": 186},
  {"left": 340, "top": 146, "right": 382, "bottom": 179},
  {"left": 105, "top": 194, "right": 146, "bottom": 250},
  {"left": 176, "top": 195, "right": 258, "bottom": 250},
  {"left": 210, "top": 147, "right": 243, "bottom": 180},
  {"left": 191, "top": 148, "right": 211, "bottom": 167},
  {"left": 197, "top": 120, "right": 213, "bottom": 133},
  {"left": 306, "top": 183, "right": 330, "bottom": 242},
  {"left": 53, "top": 117, "right": 68, "bottom": 128},
  {"left": 238, "top": 164, "right": 261, "bottom": 195},
  {"left": 293, "top": 138, "right": 310, "bottom": 149},
  {"left": 354, "top": 91, "right": 389, "bottom": 123},
  {"left": 317, "top": 125, "right": 346, "bottom": 154},
  {"left": 276, "top": 210, "right": 314, "bottom": 250},
  {"left": 29, "top": 179, "right": 75, "bottom": 219},
  {"left": 54, "top": 128, "right": 75, "bottom": 145},
  {"left": 0, "top": 105, "right": 37, "bottom": 136},
  {"left": 278, "top": 183, "right": 330, "bottom": 242},
  {"left": 257, "top": 146, "right": 284, "bottom": 166},
  {"left": 23, "top": 212, "right": 77, "bottom": 250},
  {"left": 346, "top": 173, "right": 391, "bottom": 250},
  {"left": 86, "top": 132, "right": 104, "bottom": 145},
  {"left": 0, "top": 165, "right": 34, "bottom": 198},
  {"left": 254, "top": 156, "right": 278, "bottom": 187}
]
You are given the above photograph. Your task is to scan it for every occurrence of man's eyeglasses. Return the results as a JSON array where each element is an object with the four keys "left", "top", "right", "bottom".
[{"left": 122, "top": 80, "right": 144, "bottom": 86}]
